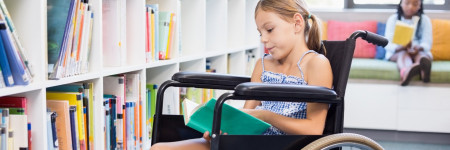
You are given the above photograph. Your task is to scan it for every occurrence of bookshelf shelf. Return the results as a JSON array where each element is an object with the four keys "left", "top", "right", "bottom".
[{"left": 0, "top": 0, "right": 260, "bottom": 149}]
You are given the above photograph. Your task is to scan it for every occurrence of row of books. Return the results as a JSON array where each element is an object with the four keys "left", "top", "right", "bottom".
[
  {"left": 46, "top": 83, "right": 95, "bottom": 150},
  {"left": 145, "top": 84, "right": 157, "bottom": 140},
  {"left": 48, "top": 0, "right": 95, "bottom": 79},
  {"left": 145, "top": 4, "right": 177, "bottom": 62},
  {"left": 0, "top": 1, "right": 33, "bottom": 88},
  {"left": 178, "top": 62, "right": 217, "bottom": 114},
  {"left": 102, "top": 74, "right": 144, "bottom": 150},
  {"left": 0, "top": 97, "right": 30, "bottom": 150}
]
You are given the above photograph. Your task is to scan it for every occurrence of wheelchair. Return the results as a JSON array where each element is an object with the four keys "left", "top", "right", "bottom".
[{"left": 150, "top": 30, "right": 388, "bottom": 150}]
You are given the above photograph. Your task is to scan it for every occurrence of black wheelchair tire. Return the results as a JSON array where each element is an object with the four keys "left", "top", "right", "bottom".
[{"left": 301, "top": 133, "right": 384, "bottom": 150}]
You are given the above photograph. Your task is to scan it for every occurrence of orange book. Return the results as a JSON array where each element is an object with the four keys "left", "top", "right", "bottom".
[
  {"left": 83, "top": 106, "right": 88, "bottom": 150},
  {"left": 47, "top": 100, "right": 73, "bottom": 150},
  {"left": 123, "top": 104, "right": 127, "bottom": 149}
]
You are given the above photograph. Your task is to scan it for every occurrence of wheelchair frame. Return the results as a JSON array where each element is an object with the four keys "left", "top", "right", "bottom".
[{"left": 150, "top": 30, "right": 388, "bottom": 150}]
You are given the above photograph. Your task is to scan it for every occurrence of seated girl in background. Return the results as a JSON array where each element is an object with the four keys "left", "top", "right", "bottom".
[
  {"left": 150, "top": 0, "right": 332, "bottom": 149},
  {"left": 384, "top": 0, "right": 433, "bottom": 86}
]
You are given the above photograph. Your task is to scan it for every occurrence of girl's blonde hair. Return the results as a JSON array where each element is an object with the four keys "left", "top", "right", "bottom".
[{"left": 255, "top": 0, "right": 325, "bottom": 54}]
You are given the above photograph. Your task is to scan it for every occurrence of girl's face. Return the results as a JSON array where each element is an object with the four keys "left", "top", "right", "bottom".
[
  {"left": 401, "top": 0, "right": 421, "bottom": 19},
  {"left": 255, "top": 10, "right": 300, "bottom": 60}
]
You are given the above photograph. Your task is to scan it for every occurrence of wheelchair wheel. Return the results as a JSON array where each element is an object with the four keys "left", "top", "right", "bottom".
[{"left": 302, "top": 133, "right": 384, "bottom": 150}]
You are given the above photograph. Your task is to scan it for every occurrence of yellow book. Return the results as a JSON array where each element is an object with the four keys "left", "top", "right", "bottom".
[
  {"left": 46, "top": 92, "right": 85, "bottom": 149},
  {"left": 392, "top": 21, "right": 414, "bottom": 46},
  {"left": 392, "top": 16, "right": 419, "bottom": 46},
  {"left": 87, "top": 83, "right": 94, "bottom": 150},
  {"left": 151, "top": 9, "right": 155, "bottom": 62}
]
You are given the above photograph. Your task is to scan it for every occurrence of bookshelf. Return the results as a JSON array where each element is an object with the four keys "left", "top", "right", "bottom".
[{"left": 0, "top": 0, "right": 260, "bottom": 149}]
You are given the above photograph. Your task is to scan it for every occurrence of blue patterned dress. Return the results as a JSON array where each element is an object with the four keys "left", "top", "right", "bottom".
[{"left": 255, "top": 50, "right": 318, "bottom": 135}]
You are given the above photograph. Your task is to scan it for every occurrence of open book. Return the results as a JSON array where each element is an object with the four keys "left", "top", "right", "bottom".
[
  {"left": 392, "top": 16, "right": 420, "bottom": 46},
  {"left": 182, "top": 98, "right": 270, "bottom": 135}
]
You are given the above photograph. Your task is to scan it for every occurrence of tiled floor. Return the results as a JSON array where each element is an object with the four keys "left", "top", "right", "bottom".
[{"left": 344, "top": 128, "right": 450, "bottom": 150}]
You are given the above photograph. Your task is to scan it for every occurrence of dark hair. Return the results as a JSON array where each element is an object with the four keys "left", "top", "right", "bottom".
[{"left": 397, "top": 0, "right": 424, "bottom": 39}]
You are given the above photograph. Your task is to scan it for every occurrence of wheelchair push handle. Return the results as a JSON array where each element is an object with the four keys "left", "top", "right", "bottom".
[{"left": 350, "top": 30, "right": 388, "bottom": 47}]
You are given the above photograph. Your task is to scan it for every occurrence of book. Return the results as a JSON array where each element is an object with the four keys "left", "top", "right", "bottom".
[
  {"left": 392, "top": 16, "right": 420, "bottom": 46},
  {"left": 158, "top": 12, "right": 171, "bottom": 60},
  {"left": 0, "top": 29, "right": 13, "bottom": 87},
  {"left": 182, "top": 98, "right": 270, "bottom": 135},
  {"left": 0, "top": 96, "right": 27, "bottom": 114},
  {"left": 46, "top": 92, "right": 85, "bottom": 150},
  {"left": 69, "top": 106, "right": 78, "bottom": 150},
  {"left": 0, "top": 65, "right": 5, "bottom": 88},
  {"left": 0, "top": 22, "right": 29, "bottom": 85},
  {"left": 47, "top": 84, "right": 87, "bottom": 150},
  {"left": 9, "top": 114, "right": 28, "bottom": 150},
  {"left": 0, "top": 0, "right": 34, "bottom": 80},
  {"left": 147, "top": 4, "right": 159, "bottom": 62},
  {"left": 47, "top": 100, "right": 73, "bottom": 150}
]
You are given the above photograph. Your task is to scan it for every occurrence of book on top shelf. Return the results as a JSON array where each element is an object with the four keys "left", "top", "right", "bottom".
[
  {"left": 0, "top": 22, "right": 30, "bottom": 85},
  {"left": 182, "top": 98, "right": 270, "bottom": 135},
  {"left": 0, "top": 0, "right": 34, "bottom": 80},
  {"left": 0, "top": 30, "right": 13, "bottom": 87}
]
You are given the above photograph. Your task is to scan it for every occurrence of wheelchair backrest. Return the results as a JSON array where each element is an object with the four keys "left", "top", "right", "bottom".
[{"left": 321, "top": 39, "right": 356, "bottom": 134}]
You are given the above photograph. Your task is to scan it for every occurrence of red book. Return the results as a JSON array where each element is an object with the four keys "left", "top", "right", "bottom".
[{"left": 0, "top": 96, "right": 27, "bottom": 114}]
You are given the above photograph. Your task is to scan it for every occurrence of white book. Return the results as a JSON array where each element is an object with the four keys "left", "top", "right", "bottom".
[{"left": 9, "top": 114, "right": 28, "bottom": 150}]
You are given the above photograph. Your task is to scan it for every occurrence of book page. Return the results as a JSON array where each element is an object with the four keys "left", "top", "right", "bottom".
[{"left": 181, "top": 98, "right": 200, "bottom": 124}]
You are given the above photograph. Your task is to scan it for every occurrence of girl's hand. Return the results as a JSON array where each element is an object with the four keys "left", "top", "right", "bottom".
[
  {"left": 396, "top": 41, "right": 412, "bottom": 52},
  {"left": 408, "top": 45, "right": 422, "bottom": 56},
  {"left": 203, "top": 131, "right": 227, "bottom": 142}
]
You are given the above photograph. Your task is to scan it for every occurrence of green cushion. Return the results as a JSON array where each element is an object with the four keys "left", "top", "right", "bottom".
[
  {"left": 349, "top": 58, "right": 400, "bottom": 80},
  {"left": 430, "top": 61, "right": 450, "bottom": 83},
  {"left": 349, "top": 58, "right": 450, "bottom": 83}
]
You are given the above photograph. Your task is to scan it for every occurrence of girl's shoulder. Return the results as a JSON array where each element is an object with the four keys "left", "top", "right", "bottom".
[{"left": 306, "top": 53, "right": 330, "bottom": 69}]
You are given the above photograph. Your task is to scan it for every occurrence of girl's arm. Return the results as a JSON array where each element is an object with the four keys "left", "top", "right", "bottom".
[
  {"left": 244, "top": 54, "right": 332, "bottom": 135},
  {"left": 384, "top": 15, "right": 403, "bottom": 59},
  {"left": 243, "top": 58, "right": 263, "bottom": 109}
]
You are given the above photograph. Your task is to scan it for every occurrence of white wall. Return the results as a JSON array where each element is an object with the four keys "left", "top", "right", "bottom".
[{"left": 312, "top": 9, "right": 450, "bottom": 22}]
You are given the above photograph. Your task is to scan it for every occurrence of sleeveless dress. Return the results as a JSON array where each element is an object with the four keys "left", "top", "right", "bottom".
[{"left": 255, "top": 50, "right": 318, "bottom": 135}]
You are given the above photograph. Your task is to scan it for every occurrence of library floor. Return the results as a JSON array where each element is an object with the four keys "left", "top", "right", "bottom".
[{"left": 343, "top": 128, "right": 450, "bottom": 150}]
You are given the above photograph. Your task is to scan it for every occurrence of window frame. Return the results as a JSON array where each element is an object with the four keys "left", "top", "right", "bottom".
[{"left": 345, "top": 0, "right": 450, "bottom": 10}]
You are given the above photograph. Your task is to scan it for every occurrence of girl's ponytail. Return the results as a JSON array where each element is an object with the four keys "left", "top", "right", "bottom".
[{"left": 306, "top": 14, "right": 326, "bottom": 55}]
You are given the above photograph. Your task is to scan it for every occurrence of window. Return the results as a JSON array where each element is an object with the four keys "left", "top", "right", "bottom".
[
  {"left": 304, "top": 0, "right": 449, "bottom": 10},
  {"left": 305, "top": 0, "right": 344, "bottom": 9},
  {"left": 348, "top": 0, "right": 450, "bottom": 9}
]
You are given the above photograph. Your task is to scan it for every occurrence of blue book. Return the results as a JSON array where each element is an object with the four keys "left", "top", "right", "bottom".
[
  {"left": 69, "top": 106, "right": 78, "bottom": 150},
  {"left": 0, "top": 22, "right": 28, "bottom": 85},
  {"left": 147, "top": 4, "right": 159, "bottom": 62},
  {"left": 50, "top": 112, "right": 59, "bottom": 149},
  {"left": 0, "top": 29, "right": 13, "bottom": 86},
  {"left": 105, "top": 99, "right": 111, "bottom": 150},
  {"left": 110, "top": 97, "right": 117, "bottom": 150}
]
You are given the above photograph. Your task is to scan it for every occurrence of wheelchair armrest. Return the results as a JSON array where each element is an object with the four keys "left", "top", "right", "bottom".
[
  {"left": 172, "top": 71, "right": 251, "bottom": 87},
  {"left": 235, "top": 82, "right": 338, "bottom": 102}
]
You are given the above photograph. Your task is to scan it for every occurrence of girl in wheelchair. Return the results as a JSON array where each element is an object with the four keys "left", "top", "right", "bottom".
[{"left": 151, "top": 0, "right": 332, "bottom": 149}]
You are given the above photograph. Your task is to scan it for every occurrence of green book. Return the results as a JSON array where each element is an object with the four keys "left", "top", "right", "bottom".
[
  {"left": 2, "top": 107, "right": 25, "bottom": 115},
  {"left": 182, "top": 98, "right": 270, "bottom": 135}
]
